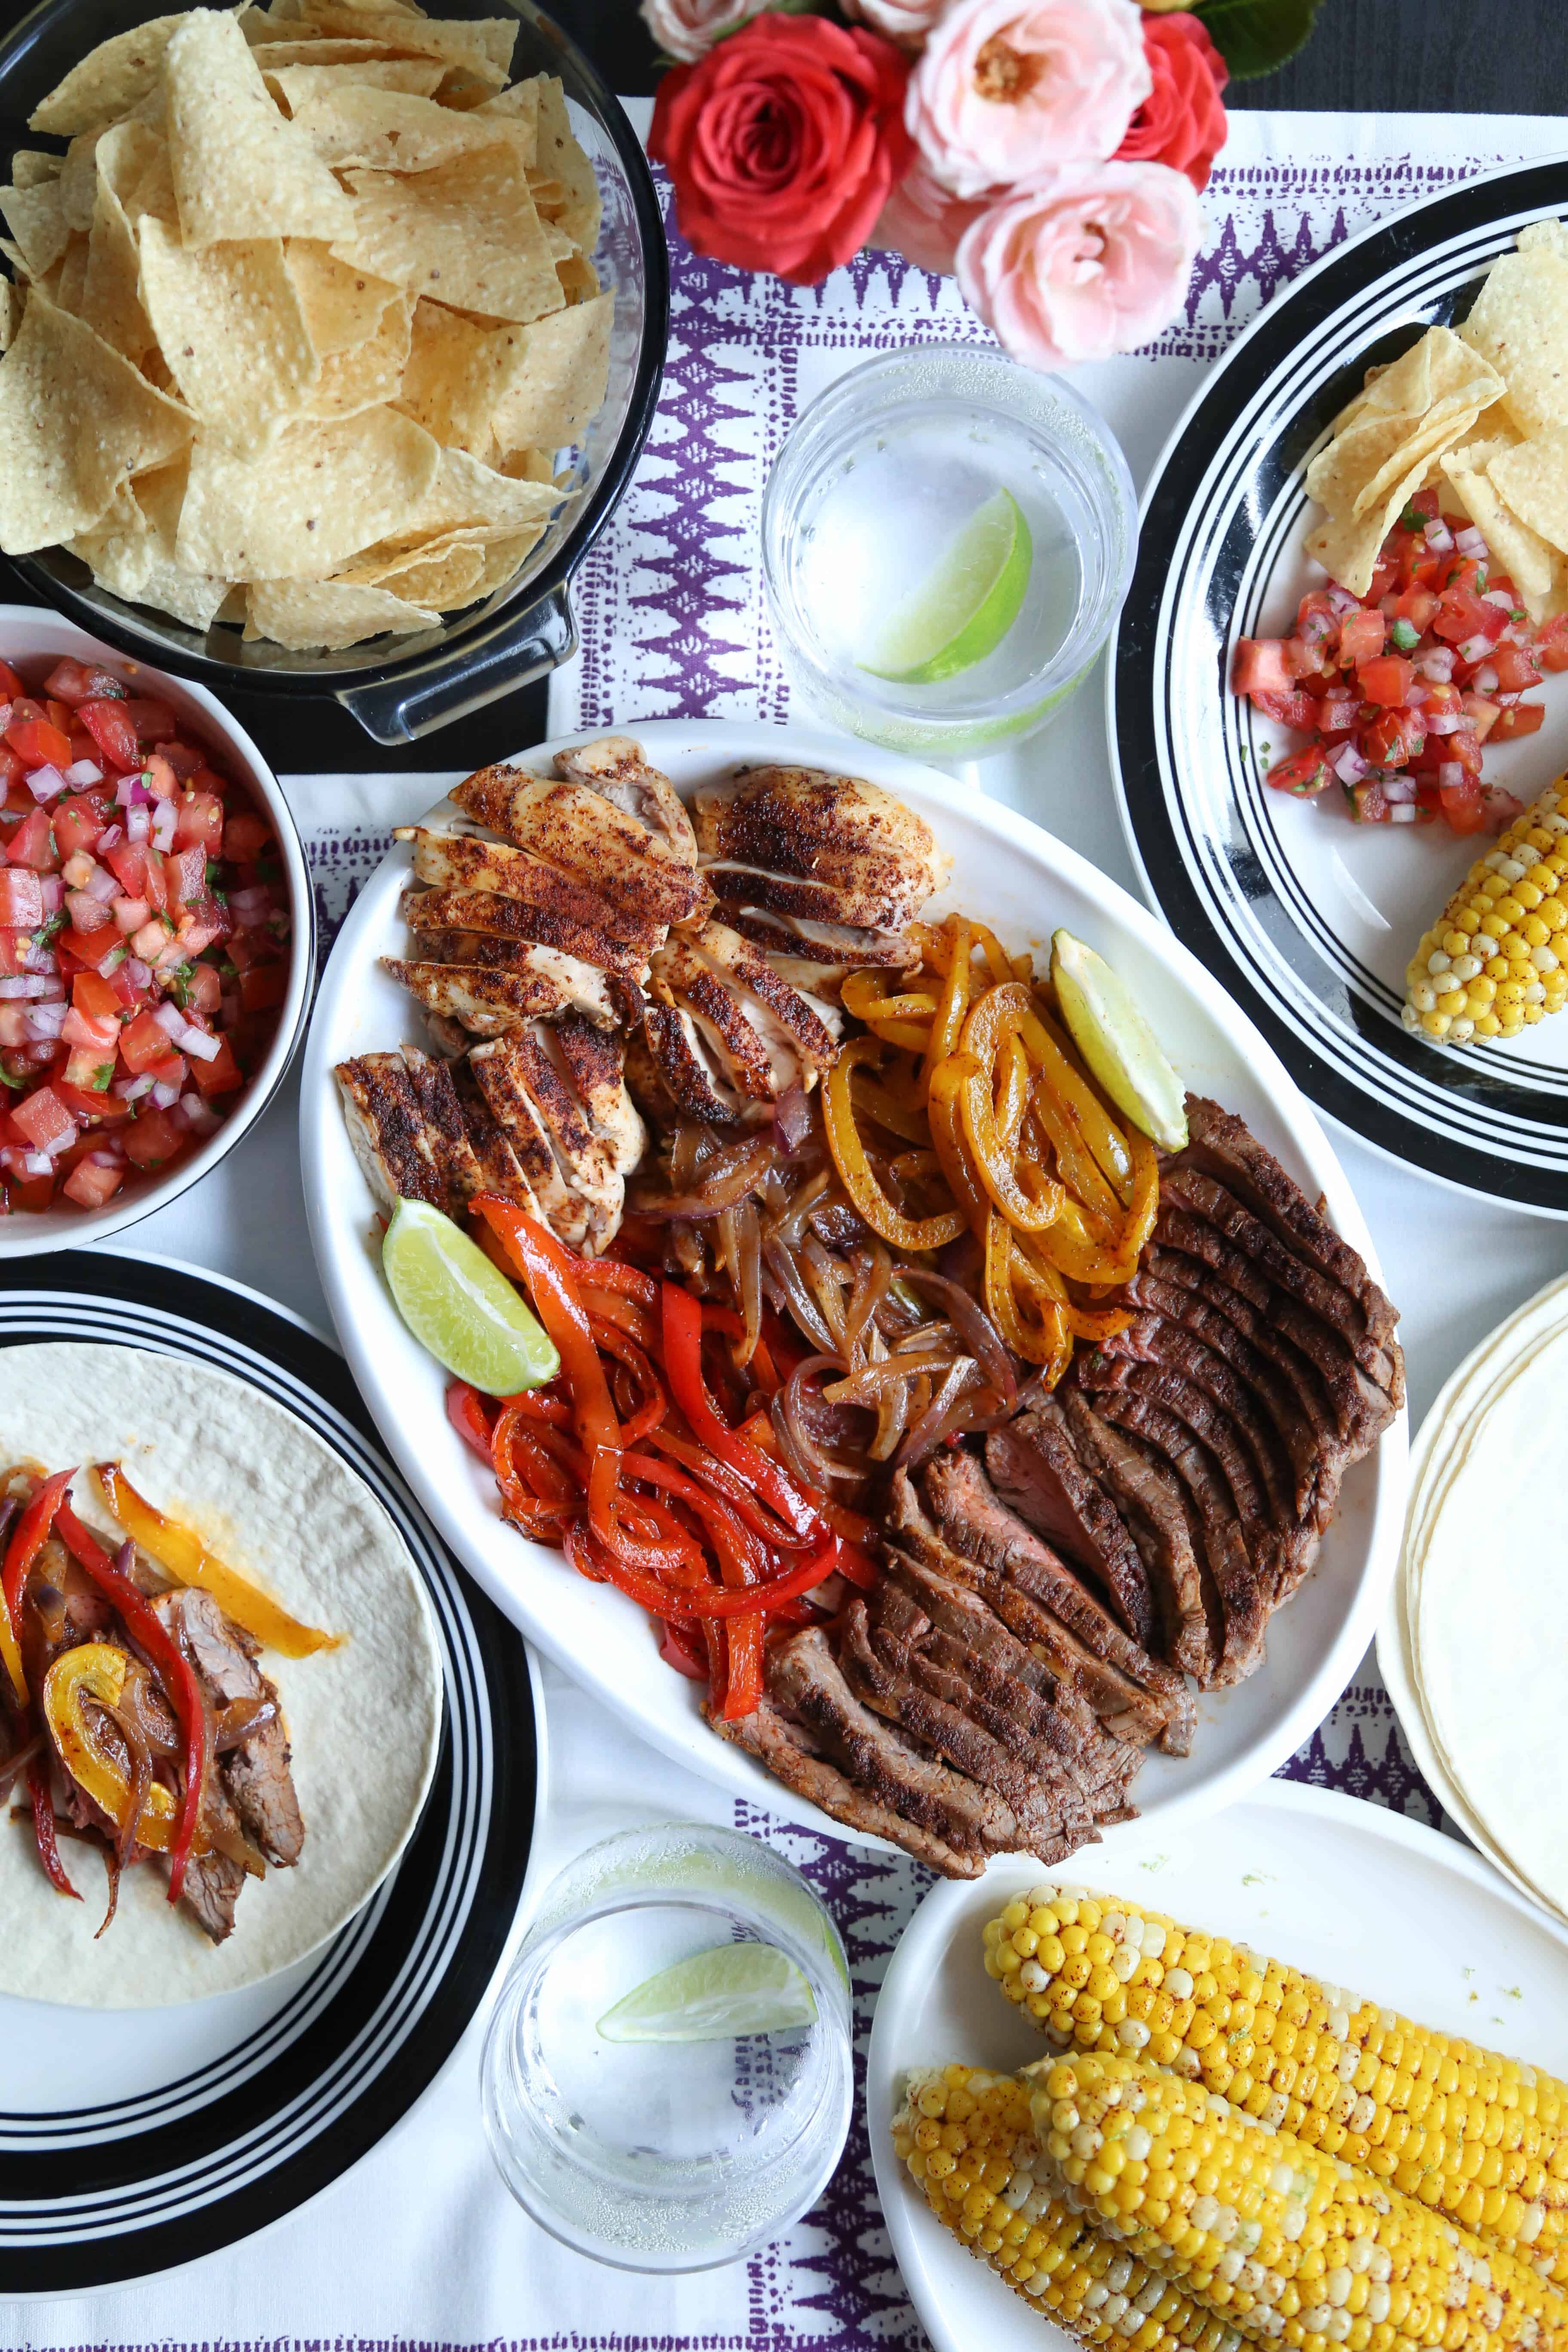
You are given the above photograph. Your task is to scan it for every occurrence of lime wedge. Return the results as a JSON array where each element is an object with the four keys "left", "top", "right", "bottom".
[
  {"left": 860, "top": 489, "right": 1032, "bottom": 684},
  {"left": 382, "top": 1197, "right": 559, "bottom": 1393},
  {"left": 597, "top": 1942, "right": 818, "bottom": 2043},
  {"left": 1050, "top": 929, "right": 1189, "bottom": 1154}
]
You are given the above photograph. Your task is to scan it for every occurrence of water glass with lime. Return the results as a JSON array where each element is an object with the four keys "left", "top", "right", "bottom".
[{"left": 481, "top": 1822, "right": 853, "bottom": 2270}]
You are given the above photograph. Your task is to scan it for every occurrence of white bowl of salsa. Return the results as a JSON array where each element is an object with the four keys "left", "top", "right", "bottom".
[{"left": 0, "top": 607, "right": 310, "bottom": 1256}]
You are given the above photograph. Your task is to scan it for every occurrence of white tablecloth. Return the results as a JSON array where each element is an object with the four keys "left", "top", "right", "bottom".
[{"left": 7, "top": 105, "right": 1568, "bottom": 2350}]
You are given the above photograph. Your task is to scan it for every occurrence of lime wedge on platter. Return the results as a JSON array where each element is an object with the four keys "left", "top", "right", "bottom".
[
  {"left": 860, "top": 488, "right": 1032, "bottom": 685},
  {"left": 1051, "top": 928, "right": 1189, "bottom": 1153},
  {"left": 597, "top": 1942, "right": 818, "bottom": 2043},
  {"left": 382, "top": 1197, "right": 560, "bottom": 1393}
]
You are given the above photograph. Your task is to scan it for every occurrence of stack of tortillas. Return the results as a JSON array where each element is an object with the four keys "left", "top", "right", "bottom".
[{"left": 1380, "top": 1274, "right": 1568, "bottom": 1924}]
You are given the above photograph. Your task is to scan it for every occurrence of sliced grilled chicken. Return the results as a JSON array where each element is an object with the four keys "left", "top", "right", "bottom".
[
  {"left": 554, "top": 1010, "right": 645, "bottom": 1177},
  {"left": 720, "top": 906, "right": 920, "bottom": 995},
  {"left": 694, "top": 766, "right": 950, "bottom": 929},
  {"left": 395, "top": 825, "right": 661, "bottom": 968},
  {"left": 399, "top": 883, "right": 643, "bottom": 978},
  {"left": 336, "top": 1050, "right": 490, "bottom": 1218},
  {"left": 694, "top": 921, "right": 841, "bottom": 1086},
  {"left": 385, "top": 950, "right": 619, "bottom": 1034},
  {"left": 645, "top": 920, "right": 841, "bottom": 1121},
  {"left": 451, "top": 766, "right": 710, "bottom": 933},
  {"left": 450, "top": 1062, "right": 543, "bottom": 1210},
  {"left": 400, "top": 1048, "right": 488, "bottom": 1203},
  {"left": 466, "top": 1027, "right": 628, "bottom": 1250},
  {"left": 469, "top": 1035, "right": 585, "bottom": 1242},
  {"left": 554, "top": 734, "right": 699, "bottom": 864},
  {"left": 627, "top": 1009, "right": 726, "bottom": 1126}
]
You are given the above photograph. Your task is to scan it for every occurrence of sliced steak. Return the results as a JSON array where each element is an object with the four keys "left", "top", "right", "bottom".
[
  {"left": 154, "top": 1590, "right": 304, "bottom": 1871},
  {"left": 1086, "top": 1386, "right": 1268, "bottom": 1684},
  {"left": 840, "top": 1599, "right": 1083, "bottom": 1862},
  {"left": 180, "top": 1840, "right": 247, "bottom": 1944},
  {"left": 1060, "top": 1390, "right": 1215, "bottom": 1683},
  {"left": 984, "top": 1410, "right": 1155, "bottom": 1647},
  {"left": 767, "top": 1627, "right": 1023, "bottom": 1862},
  {"left": 921, "top": 1452, "right": 1195, "bottom": 1755},
  {"left": 707, "top": 1695, "right": 983, "bottom": 1877},
  {"left": 1179, "top": 1096, "right": 1400, "bottom": 1358}
]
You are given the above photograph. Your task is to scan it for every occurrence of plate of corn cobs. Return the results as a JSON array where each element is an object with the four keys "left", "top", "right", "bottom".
[{"left": 869, "top": 1777, "right": 1568, "bottom": 2352}]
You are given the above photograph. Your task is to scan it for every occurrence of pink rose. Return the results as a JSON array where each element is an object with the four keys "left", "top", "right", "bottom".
[
  {"left": 956, "top": 159, "right": 1203, "bottom": 369},
  {"left": 870, "top": 154, "right": 998, "bottom": 274},
  {"left": 639, "top": 0, "right": 769, "bottom": 65},
  {"left": 907, "top": 0, "right": 1151, "bottom": 200},
  {"left": 840, "top": 0, "right": 949, "bottom": 48}
]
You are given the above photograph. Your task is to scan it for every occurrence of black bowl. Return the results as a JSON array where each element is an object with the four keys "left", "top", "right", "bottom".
[{"left": 0, "top": 0, "right": 668, "bottom": 742}]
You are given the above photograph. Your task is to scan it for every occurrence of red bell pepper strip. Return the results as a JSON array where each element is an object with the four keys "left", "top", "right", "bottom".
[
  {"left": 55, "top": 1504, "right": 206, "bottom": 1904},
  {"left": 1, "top": 1465, "right": 76, "bottom": 1701},
  {"left": 28, "top": 1755, "right": 79, "bottom": 1899},
  {"left": 561, "top": 1515, "right": 837, "bottom": 1619},
  {"left": 446, "top": 1381, "right": 495, "bottom": 1460},
  {"left": 662, "top": 1283, "right": 832, "bottom": 1543},
  {"left": 657, "top": 1617, "right": 709, "bottom": 1681}
]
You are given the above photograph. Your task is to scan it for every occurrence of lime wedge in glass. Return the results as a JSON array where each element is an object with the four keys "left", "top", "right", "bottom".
[
  {"left": 382, "top": 1197, "right": 560, "bottom": 1393},
  {"left": 859, "top": 489, "right": 1032, "bottom": 684},
  {"left": 1051, "top": 929, "right": 1189, "bottom": 1153},
  {"left": 597, "top": 1942, "right": 818, "bottom": 2043}
]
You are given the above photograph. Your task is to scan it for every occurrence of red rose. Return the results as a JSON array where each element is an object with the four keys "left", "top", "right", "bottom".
[
  {"left": 649, "top": 14, "right": 913, "bottom": 287},
  {"left": 1114, "top": 11, "right": 1228, "bottom": 193}
]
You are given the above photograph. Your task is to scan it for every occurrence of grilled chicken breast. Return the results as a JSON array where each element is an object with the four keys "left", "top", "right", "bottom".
[
  {"left": 451, "top": 767, "right": 710, "bottom": 932},
  {"left": 694, "top": 765, "right": 949, "bottom": 930}
]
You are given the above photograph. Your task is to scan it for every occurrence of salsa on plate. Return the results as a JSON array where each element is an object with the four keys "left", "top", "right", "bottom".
[{"left": 0, "top": 655, "right": 290, "bottom": 1213}]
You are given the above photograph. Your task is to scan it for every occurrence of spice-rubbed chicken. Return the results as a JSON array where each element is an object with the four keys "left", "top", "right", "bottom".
[{"left": 693, "top": 763, "right": 951, "bottom": 932}]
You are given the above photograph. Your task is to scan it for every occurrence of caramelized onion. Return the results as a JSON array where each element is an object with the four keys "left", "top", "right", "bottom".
[
  {"left": 783, "top": 1354, "right": 864, "bottom": 1487},
  {"left": 634, "top": 1135, "right": 776, "bottom": 1219},
  {"left": 762, "top": 1237, "right": 837, "bottom": 1354},
  {"left": 214, "top": 1693, "right": 278, "bottom": 1751},
  {"left": 896, "top": 1358, "right": 979, "bottom": 1471},
  {"left": 95, "top": 1842, "right": 122, "bottom": 1941},
  {"left": 0, "top": 1731, "right": 41, "bottom": 1804},
  {"left": 893, "top": 1266, "right": 1017, "bottom": 1411},
  {"left": 102, "top": 1698, "right": 154, "bottom": 1865},
  {"left": 773, "top": 1082, "right": 812, "bottom": 1155},
  {"left": 734, "top": 1197, "right": 762, "bottom": 1367},
  {"left": 844, "top": 1242, "right": 891, "bottom": 1354}
]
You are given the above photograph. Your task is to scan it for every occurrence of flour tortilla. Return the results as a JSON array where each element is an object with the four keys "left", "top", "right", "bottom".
[
  {"left": 1408, "top": 1304, "right": 1568, "bottom": 1923},
  {"left": 0, "top": 1343, "right": 442, "bottom": 2007}
]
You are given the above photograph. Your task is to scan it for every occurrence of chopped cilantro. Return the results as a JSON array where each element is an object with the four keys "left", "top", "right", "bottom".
[
  {"left": 205, "top": 858, "right": 223, "bottom": 886},
  {"left": 163, "top": 962, "right": 195, "bottom": 1007},
  {"left": 1389, "top": 618, "right": 1421, "bottom": 651},
  {"left": 89, "top": 1062, "right": 113, "bottom": 1092},
  {"left": 1400, "top": 502, "right": 1427, "bottom": 530},
  {"left": 34, "top": 910, "right": 65, "bottom": 949},
  {"left": 0, "top": 1065, "right": 25, "bottom": 1091}
]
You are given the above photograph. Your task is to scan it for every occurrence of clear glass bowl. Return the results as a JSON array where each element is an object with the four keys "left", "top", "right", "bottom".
[
  {"left": 762, "top": 345, "right": 1138, "bottom": 760},
  {"left": 481, "top": 1823, "right": 853, "bottom": 2272},
  {"left": 0, "top": 0, "right": 668, "bottom": 743}
]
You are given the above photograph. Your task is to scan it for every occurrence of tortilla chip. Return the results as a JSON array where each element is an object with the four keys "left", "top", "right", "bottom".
[
  {"left": 533, "top": 77, "right": 600, "bottom": 253},
  {"left": 10, "top": 153, "right": 61, "bottom": 191},
  {"left": 52, "top": 233, "right": 90, "bottom": 316},
  {"left": 0, "top": 293, "right": 192, "bottom": 552},
  {"left": 248, "top": 36, "right": 420, "bottom": 65},
  {"left": 1441, "top": 440, "right": 1560, "bottom": 620},
  {"left": 291, "top": 4, "right": 515, "bottom": 82},
  {"left": 28, "top": 14, "right": 185, "bottom": 137},
  {"left": 474, "top": 524, "right": 543, "bottom": 591},
  {"left": 490, "top": 293, "right": 610, "bottom": 453},
  {"left": 165, "top": 10, "right": 355, "bottom": 247},
  {"left": 59, "top": 132, "right": 103, "bottom": 235},
  {"left": 1304, "top": 439, "right": 1446, "bottom": 598},
  {"left": 0, "top": 180, "right": 69, "bottom": 281},
  {"left": 1485, "top": 429, "right": 1568, "bottom": 557},
  {"left": 264, "top": 55, "right": 445, "bottom": 108},
  {"left": 74, "top": 470, "right": 234, "bottom": 631},
  {"left": 246, "top": 574, "right": 438, "bottom": 647},
  {"left": 0, "top": 282, "right": 22, "bottom": 353},
  {"left": 499, "top": 447, "right": 557, "bottom": 484},
  {"left": 341, "top": 536, "right": 484, "bottom": 606},
  {"left": 308, "top": 292, "right": 411, "bottom": 418},
  {"left": 332, "top": 146, "right": 564, "bottom": 322},
  {"left": 1348, "top": 397, "right": 1487, "bottom": 520},
  {"left": 396, "top": 289, "right": 609, "bottom": 457},
  {"left": 556, "top": 250, "right": 600, "bottom": 305},
  {"left": 83, "top": 187, "right": 155, "bottom": 360},
  {"left": 474, "top": 74, "right": 538, "bottom": 164},
  {"left": 292, "top": 83, "right": 531, "bottom": 172},
  {"left": 139, "top": 218, "right": 320, "bottom": 452},
  {"left": 285, "top": 240, "right": 401, "bottom": 354},
  {"left": 96, "top": 120, "right": 178, "bottom": 230},
  {"left": 1459, "top": 227, "right": 1568, "bottom": 438},
  {"left": 176, "top": 406, "right": 440, "bottom": 579},
  {"left": 1306, "top": 327, "right": 1502, "bottom": 518},
  {"left": 395, "top": 442, "right": 560, "bottom": 541}
]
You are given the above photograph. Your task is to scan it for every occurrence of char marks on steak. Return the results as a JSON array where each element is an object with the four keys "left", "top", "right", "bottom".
[
  {"left": 707, "top": 1696, "right": 985, "bottom": 1878},
  {"left": 1059, "top": 1390, "right": 1215, "bottom": 1683},
  {"left": 984, "top": 1406, "right": 1156, "bottom": 1649}
]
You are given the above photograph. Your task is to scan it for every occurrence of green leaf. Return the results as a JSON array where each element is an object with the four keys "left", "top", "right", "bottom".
[{"left": 1194, "top": 0, "right": 1323, "bottom": 79}]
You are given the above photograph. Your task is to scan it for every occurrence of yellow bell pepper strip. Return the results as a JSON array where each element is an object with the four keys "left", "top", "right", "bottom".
[
  {"left": 848, "top": 1065, "right": 931, "bottom": 1146},
  {"left": 926, "top": 1054, "right": 993, "bottom": 1244},
  {"left": 984, "top": 1214, "right": 1071, "bottom": 1378},
  {"left": 1027, "top": 995, "right": 1135, "bottom": 1204},
  {"left": 995, "top": 1032, "right": 1031, "bottom": 1154},
  {"left": 41, "top": 1642, "right": 195, "bottom": 1859},
  {"left": 94, "top": 1464, "right": 341, "bottom": 1660},
  {"left": 957, "top": 986, "right": 1065, "bottom": 1234},
  {"left": 1028, "top": 1074, "right": 1125, "bottom": 1225},
  {"left": 824, "top": 1039, "right": 965, "bottom": 1252},
  {"left": 55, "top": 1507, "right": 207, "bottom": 1905},
  {"left": 921, "top": 917, "right": 972, "bottom": 1089},
  {"left": 839, "top": 970, "right": 937, "bottom": 1053},
  {"left": 2, "top": 1466, "right": 76, "bottom": 1705}
]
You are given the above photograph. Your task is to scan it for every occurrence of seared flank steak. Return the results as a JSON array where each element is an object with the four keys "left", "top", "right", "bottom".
[{"left": 709, "top": 1094, "right": 1399, "bottom": 1877}]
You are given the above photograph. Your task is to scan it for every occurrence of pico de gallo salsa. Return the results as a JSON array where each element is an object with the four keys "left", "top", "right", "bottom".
[
  {"left": 0, "top": 655, "right": 290, "bottom": 1214},
  {"left": 1233, "top": 485, "right": 1567, "bottom": 836}
]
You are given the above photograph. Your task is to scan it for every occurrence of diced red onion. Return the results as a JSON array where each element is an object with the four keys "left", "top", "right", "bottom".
[
  {"left": 1404, "top": 681, "right": 1429, "bottom": 707},
  {"left": 126, "top": 804, "right": 151, "bottom": 845},
  {"left": 97, "top": 823, "right": 123, "bottom": 853},
  {"left": 1458, "top": 634, "right": 1494, "bottom": 663},
  {"left": 181, "top": 1093, "right": 221, "bottom": 1135},
  {"left": 150, "top": 802, "right": 176, "bottom": 851},
  {"left": 126, "top": 956, "right": 152, "bottom": 990},
  {"left": 87, "top": 1147, "right": 123, "bottom": 1167},
  {"left": 113, "top": 1073, "right": 155, "bottom": 1101},
  {"left": 1426, "top": 711, "right": 1465, "bottom": 735},
  {"left": 1438, "top": 762, "right": 1465, "bottom": 790},
  {"left": 1488, "top": 790, "right": 1526, "bottom": 828},
  {"left": 25, "top": 764, "right": 66, "bottom": 803},
  {"left": 85, "top": 866, "right": 118, "bottom": 904},
  {"left": 1381, "top": 772, "right": 1417, "bottom": 803},
  {"left": 22, "top": 1152, "right": 51, "bottom": 1178},
  {"left": 1456, "top": 527, "right": 1489, "bottom": 559},
  {"left": 1333, "top": 742, "right": 1369, "bottom": 784},
  {"left": 1326, "top": 585, "right": 1360, "bottom": 616},
  {"left": 179, "top": 1023, "right": 220, "bottom": 1063},
  {"left": 1472, "top": 664, "right": 1499, "bottom": 695},
  {"left": 1390, "top": 804, "right": 1420, "bottom": 824},
  {"left": 114, "top": 775, "right": 153, "bottom": 809},
  {"left": 0, "top": 975, "right": 48, "bottom": 998},
  {"left": 1424, "top": 518, "right": 1455, "bottom": 552},
  {"left": 150, "top": 1079, "right": 181, "bottom": 1109},
  {"left": 34, "top": 977, "right": 64, "bottom": 1001},
  {"left": 64, "top": 758, "right": 102, "bottom": 787},
  {"left": 1416, "top": 646, "right": 1455, "bottom": 681},
  {"left": 153, "top": 1001, "right": 187, "bottom": 1041},
  {"left": 227, "top": 885, "right": 270, "bottom": 925},
  {"left": 1483, "top": 587, "right": 1515, "bottom": 610},
  {"left": 23, "top": 1003, "right": 65, "bottom": 1038}
]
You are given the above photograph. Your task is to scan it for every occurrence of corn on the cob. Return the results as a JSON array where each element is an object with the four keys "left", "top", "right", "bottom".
[
  {"left": 1026, "top": 2050, "right": 1568, "bottom": 2352},
  {"left": 1401, "top": 778, "right": 1568, "bottom": 1044},
  {"left": 893, "top": 2061, "right": 1244, "bottom": 2352},
  {"left": 983, "top": 1885, "right": 1568, "bottom": 2287}
]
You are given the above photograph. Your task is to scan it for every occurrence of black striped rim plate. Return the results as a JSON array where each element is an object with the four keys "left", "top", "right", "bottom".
[
  {"left": 1110, "top": 159, "right": 1568, "bottom": 1214},
  {"left": 0, "top": 1252, "right": 538, "bottom": 2299}
]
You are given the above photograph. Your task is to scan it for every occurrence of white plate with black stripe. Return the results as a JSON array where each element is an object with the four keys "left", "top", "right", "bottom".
[
  {"left": 1110, "top": 159, "right": 1568, "bottom": 1214},
  {"left": 0, "top": 1252, "right": 542, "bottom": 2299}
]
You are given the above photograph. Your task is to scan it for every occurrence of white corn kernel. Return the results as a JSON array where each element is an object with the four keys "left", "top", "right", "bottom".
[
  {"left": 1107, "top": 2258, "right": 1133, "bottom": 2292},
  {"left": 1401, "top": 1004, "right": 1421, "bottom": 1031},
  {"left": 1141, "top": 1922, "right": 1167, "bottom": 1959},
  {"left": 1164, "top": 1967, "right": 1195, "bottom": 2000},
  {"left": 1327, "top": 2008, "right": 1351, "bottom": 2041},
  {"left": 1410, "top": 980, "right": 1438, "bottom": 1011},
  {"left": 1433, "top": 969, "right": 1462, "bottom": 994},
  {"left": 1427, "top": 950, "right": 1452, "bottom": 972},
  {"left": 1451, "top": 954, "right": 1482, "bottom": 981}
]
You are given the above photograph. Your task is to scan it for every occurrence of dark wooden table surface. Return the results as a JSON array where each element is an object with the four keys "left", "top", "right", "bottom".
[{"left": 0, "top": 0, "right": 1563, "bottom": 775}]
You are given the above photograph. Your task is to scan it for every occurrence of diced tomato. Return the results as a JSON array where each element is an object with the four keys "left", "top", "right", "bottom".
[
  {"left": 184, "top": 962, "right": 223, "bottom": 1016},
  {"left": 239, "top": 961, "right": 287, "bottom": 1014},
  {"left": 104, "top": 841, "right": 151, "bottom": 898},
  {"left": 1492, "top": 702, "right": 1547, "bottom": 739},
  {"left": 172, "top": 790, "right": 224, "bottom": 854},
  {"left": 1437, "top": 554, "right": 1486, "bottom": 598},
  {"left": 1438, "top": 779, "right": 1489, "bottom": 834},
  {"left": 0, "top": 869, "right": 43, "bottom": 928},
  {"left": 122, "top": 700, "right": 179, "bottom": 746},
  {"left": 223, "top": 810, "right": 273, "bottom": 862},
  {"left": 1294, "top": 589, "right": 1340, "bottom": 653},
  {"left": 142, "top": 851, "right": 168, "bottom": 914},
  {"left": 1231, "top": 639, "right": 1296, "bottom": 697},
  {"left": 76, "top": 699, "right": 141, "bottom": 772},
  {"left": 52, "top": 793, "right": 109, "bottom": 861},
  {"left": 155, "top": 739, "right": 204, "bottom": 783},
  {"left": 1250, "top": 687, "right": 1320, "bottom": 730},
  {"left": 5, "top": 807, "right": 58, "bottom": 872},
  {"left": 1266, "top": 744, "right": 1332, "bottom": 796},
  {"left": 122, "top": 1107, "right": 185, "bottom": 1168},
  {"left": 1461, "top": 694, "right": 1501, "bottom": 742},
  {"left": 1393, "top": 583, "right": 1439, "bottom": 632},
  {"left": 140, "top": 753, "right": 178, "bottom": 799},
  {"left": 1346, "top": 779, "right": 1390, "bottom": 823},
  {"left": 45, "top": 661, "right": 124, "bottom": 707},
  {"left": 0, "top": 664, "right": 24, "bottom": 703},
  {"left": 74, "top": 974, "right": 123, "bottom": 1029},
  {"left": 6, "top": 715, "right": 70, "bottom": 770},
  {"left": 119, "top": 1008, "right": 175, "bottom": 1074},
  {"left": 62, "top": 1160, "right": 124, "bottom": 1210},
  {"left": 51, "top": 1078, "right": 128, "bottom": 1121},
  {"left": 1339, "top": 609, "right": 1385, "bottom": 665},
  {"left": 1489, "top": 641, "right": 1542, "bottom": 694},
  {"left": 190, "top": 1035, "right": 243, "bottom": 1097},
  {"left": 1443, "top": 727, "right": 1485, "bottom": 780},
  {"left": 1356, "top": 654, "right": 1415, "bottom": 707},
  {"left": 11, "top": 1085, "right": 74, "bottom": 1154},
  {"left": 165, "top": 845, "right": 208, "bottom": 910},
  {"left": 58, "top": 926, "right": 122, "bottom": 971},
  {"left": 6, "top": 1171, "right": 54, "bottom": 1211},
  {"left": 61, "top": 1044, "right": 116, "bottom": 1093},
  {"left": 1317, "top": 693, "right": 1359, "bottom": 735},
  {"left": 60, "top": 1005, "right": 118, "bottom": 1054},
  {"left": 1432, "top": 587, "right": 1508, "bottom": 646},
  {"left": 1364, "top": 707, "right": 1426, "bottom": 766},
  {"left": 1406, "top": 486, "right": 1440, "bottom": 524},
  {"left": 1535, "top": 614, "right": 1568, "bottom": 671}
]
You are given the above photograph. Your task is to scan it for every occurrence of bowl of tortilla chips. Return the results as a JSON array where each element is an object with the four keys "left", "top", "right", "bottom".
[{"left": 0, "top": 0, "right": 667, "bottom": 742}]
